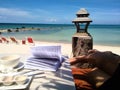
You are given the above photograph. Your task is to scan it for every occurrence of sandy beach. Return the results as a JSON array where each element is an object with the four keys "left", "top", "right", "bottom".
[{"left": 0, "top": 41, "right": 120, "bottom": 57}]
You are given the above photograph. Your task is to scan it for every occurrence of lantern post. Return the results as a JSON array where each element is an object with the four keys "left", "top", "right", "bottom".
[{"left": 72, "top": 8, "right": 93, "bottom": 57}]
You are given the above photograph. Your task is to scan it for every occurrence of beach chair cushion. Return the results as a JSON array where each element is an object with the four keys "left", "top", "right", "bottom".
[
  {"left": 0, "top": 39, "right": 2, "bottom": 43},
  {"left": 27, "top": 37, "right": 34, "bottom": 43},
  {"left": 1, "top": 37, "right": 9, "bottom": 43},
  {"left": 10, "top": 37, "right": 18, "bottom": 43}
]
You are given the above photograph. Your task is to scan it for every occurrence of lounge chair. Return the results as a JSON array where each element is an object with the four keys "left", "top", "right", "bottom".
[
  {"left": 10, "top": 37, "right": 19, "bottom": 44},
  {"left": 27, "top": 37, "right": 35, "bottom": 45},
  {"left": 1, "top": 36, "right": 9, "bottom": 43},
  {"left": 22, "top": 39, "right": 26, "bottom": 45},
  {"left": 0, "top": 39, "right": 2, "bottom": 43}
]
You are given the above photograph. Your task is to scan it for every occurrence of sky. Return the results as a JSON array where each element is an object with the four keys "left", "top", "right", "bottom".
[{"left": 0, "top": 0, "right": 120, "bottom": 24}]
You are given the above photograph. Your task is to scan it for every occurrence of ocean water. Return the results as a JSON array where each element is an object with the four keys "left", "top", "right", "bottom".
[{"left": 0, "top": 23, "right": 120, "bottom": 46}]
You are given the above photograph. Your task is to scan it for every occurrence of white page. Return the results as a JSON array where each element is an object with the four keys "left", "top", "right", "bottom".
[{"left": 30, "top": 45, "right": 62, "bottom": 61}]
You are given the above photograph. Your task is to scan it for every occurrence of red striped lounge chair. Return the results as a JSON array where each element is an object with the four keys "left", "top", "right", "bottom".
[
  {"left": 1, "top": 36, "right": 9, "bottom": 43},
  {"left": 10, "top": 37, "right": 19, "bottom": 44},
  {"left": 27, "top": 37, "right": 35, "bottom": 45}
]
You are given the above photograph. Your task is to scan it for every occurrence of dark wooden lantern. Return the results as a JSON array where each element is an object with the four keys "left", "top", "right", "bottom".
[{"left": 72, "top": 8, "right": 93, "bottom": 57}]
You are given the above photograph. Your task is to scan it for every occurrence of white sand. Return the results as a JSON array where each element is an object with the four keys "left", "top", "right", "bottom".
[
  {"left": 93, "top": 45, "right": 120, "bottom": 55},
  {"left": 0, "top": 41, "right": 120, "bottom": 57}
]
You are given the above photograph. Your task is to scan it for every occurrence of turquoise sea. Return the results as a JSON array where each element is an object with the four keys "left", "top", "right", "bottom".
[{"left": 0, "top": 23, "right": 120, "bottom": 46}]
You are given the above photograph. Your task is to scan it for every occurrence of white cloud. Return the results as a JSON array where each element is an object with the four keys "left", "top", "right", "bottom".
[
  {"left": 43, "top": 18, "right": 57, "bottom": 23},
  {"left": 0, "top": 7, "right": 70, "bottom": 23},
  {"left": 0, "top": 7, "right": 31, "bottom": 17},
  {"left": 0, "top": 7, "right": 59, "bottom": 23},
  {"left": 0, "top": 7, "right": 39, "bottom": 23},
  {"left": 49, "top": 18, "right": 57, "bottom": 22}
]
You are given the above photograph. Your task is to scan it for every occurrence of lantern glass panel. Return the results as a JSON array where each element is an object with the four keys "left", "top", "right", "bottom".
[{"left": 80, "top": 23, "right": 86, "bottom": 31}]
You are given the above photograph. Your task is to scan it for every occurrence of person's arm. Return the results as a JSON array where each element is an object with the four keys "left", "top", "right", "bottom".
[
  {"left": 69, "top": 55, "right": 89, "bottom": 65},
  {"left": 69, "top": 49, "right": 98, "bottom": 65},
  {"left": 69, "top": 49, "right": 118, "bottom": 66}
]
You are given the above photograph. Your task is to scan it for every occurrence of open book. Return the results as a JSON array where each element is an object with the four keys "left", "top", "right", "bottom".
[{"left": 25, "top": 45, "right": 64, "bottom": 71}]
